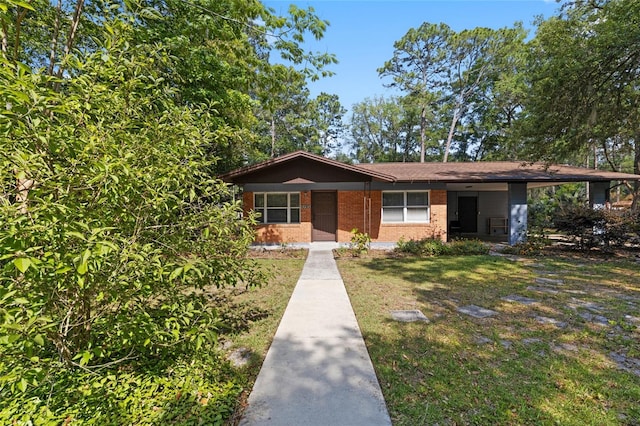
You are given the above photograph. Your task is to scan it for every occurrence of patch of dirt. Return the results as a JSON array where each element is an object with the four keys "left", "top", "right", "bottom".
[
  {"left": 246, "top": 248, "right": 308, "bottom": 259},
  {"left": 334, "top": 249, "right": 406, "bottom": 259},
  {"left": 245, "top": 242, "right": 640, "bottom": 263}
]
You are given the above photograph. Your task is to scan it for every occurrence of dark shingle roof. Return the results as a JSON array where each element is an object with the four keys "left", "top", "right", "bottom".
[
  {"left": 358, "top": 161, "right": 640, "bottom": 183},
  {"left": 221, "top": 151, "right": 640, "bottom": 184}
]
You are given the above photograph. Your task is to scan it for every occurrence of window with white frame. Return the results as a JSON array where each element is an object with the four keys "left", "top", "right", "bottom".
[
  {"left": 254, "top": 193, "right": 300, "bottom": 224},
  {"left": 382, "top": 191, "right": 430, "bottom": 223}
]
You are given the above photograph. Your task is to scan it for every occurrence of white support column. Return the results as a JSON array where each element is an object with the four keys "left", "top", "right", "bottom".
[
  {"left": 508, "top": 183, "right": 528, "bottom": 245},
  {"left": 588, "top": 181, "right": 610, "bottom": 210},
  {"left": 589, "top": 181, "right": 610, "bottom": 240}
]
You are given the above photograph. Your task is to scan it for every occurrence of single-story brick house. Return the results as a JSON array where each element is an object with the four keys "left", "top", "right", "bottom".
[{"left": 220, "top": 151, "right": 639, "bottom": 246}]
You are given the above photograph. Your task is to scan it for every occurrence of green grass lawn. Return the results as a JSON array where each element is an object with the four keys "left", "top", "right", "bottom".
[
  {"left": 224, "top": 254, "right": 306, "bottom": 364},
  {"left": 338, "top": 252, "right": 640, "bottom": 425}
]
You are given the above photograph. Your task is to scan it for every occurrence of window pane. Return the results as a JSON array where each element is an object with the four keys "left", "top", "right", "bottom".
[
  {"left": 267, "top": 193, "right": 287, "bottom": 207},
  {"left": 382, "top": 208, "right": 404, "bottom": 222},
  {"left": 290, "top": 208, "right": 300, "bottom": 223},
  {"left": 407, "top": 192, "right": 429, "bottom": 206},
  {"left": 290, "top": 193, "right": 300, "bottom": 207},
  {"left": 406, "top": 208, "right": 428, "bottom": 222},
  {"left": 267, "top": 208, "right": 287, "bottom": 223},
  {"left": 255, "top": 209, "right": 265, "bottom": 223},
  {"left": 254, "top": 194, "right": 264, "bottom": 207},
  {"left": 383, "top": 192, "right": 404, "bottom": 207}
]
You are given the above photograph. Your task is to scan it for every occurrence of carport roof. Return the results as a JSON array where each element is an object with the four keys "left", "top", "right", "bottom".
[
  {"left": 358, "top": 161, "right": 640, "bottom": 183},
  {"left": 220, "top": 151, "right": 640, "bottom": 184}
]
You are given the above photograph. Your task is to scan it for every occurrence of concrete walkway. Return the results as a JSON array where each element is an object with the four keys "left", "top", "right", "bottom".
[{"left": 240, "top": 243, "right": 392, "bottom": 426}]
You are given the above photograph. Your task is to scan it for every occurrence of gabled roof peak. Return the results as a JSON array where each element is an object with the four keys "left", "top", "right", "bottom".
[{"left": 220, "top": 150, "right": 396, "bottom": 183}]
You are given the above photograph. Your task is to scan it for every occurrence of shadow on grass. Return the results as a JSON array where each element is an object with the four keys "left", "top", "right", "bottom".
[
  {"left": 362, "top": 318, "right": 640, "bottom": 425},
  {"left": 341, "top": 254, "right": 640, "bottom": 425}
]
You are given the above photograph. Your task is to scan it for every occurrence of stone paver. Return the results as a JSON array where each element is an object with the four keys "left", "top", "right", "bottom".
[
  {"left": 501, "top": 294, "right": 538, "bottom": 305},
  {"left": 391, "top": 309, "right": 429, "bottom": 323},
  {"left": 579, "top": 312, "right": 610, "bottom": 326},
  {"left": 534, "top": 315, "right": 567, "bottom": 329},
  {"left": 458, "top": 305, "right": 498, "bottom": 318},
  {"left": 526, "top": 285, "right": 559, "bottom": 295},
  {"left": 474, "top": 336, "right": 493, "bottom": 345},
  {"left": 609, "top": 352, "right": 640, "bottom": 377},
  {"left": 569, "top": 299, "right": 605, "bottom": 313},
  {"left": 535, "top": 277, "right": 564, "bottom": 286}
]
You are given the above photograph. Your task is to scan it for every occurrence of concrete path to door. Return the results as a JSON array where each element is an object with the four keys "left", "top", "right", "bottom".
[{"left": 240, "top": 242, "right": 392, "bottom": 426}]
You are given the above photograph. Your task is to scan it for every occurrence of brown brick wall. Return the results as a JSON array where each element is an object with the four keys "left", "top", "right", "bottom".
[
  {"left": 254, "top": 223, "right": 313, "bottom": 244},
  {"left": 244, "top": 189, "right": 448, "bottom": 244},
  {"left": 336, "top": 190, "right": 367, "bottom": 242}
]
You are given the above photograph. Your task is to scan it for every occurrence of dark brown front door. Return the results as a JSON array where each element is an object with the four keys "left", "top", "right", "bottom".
[
  {"left": 458, "top": 196, "right": 478, "bottom": 233},
  {"left": 312, "top": 191, "right": 337, "bottom": 241}
]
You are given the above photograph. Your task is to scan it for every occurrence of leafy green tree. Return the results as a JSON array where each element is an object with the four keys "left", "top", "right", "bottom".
[
  {"left": 349, "top": 96, "right": 421, "bottom": 162},
  {"left": 451, "top": 24, "right": 528, "bottom": 161},
  {"left": 0, "top": 19, "right": 262, "bottom": 421},
  {"left": 378, "top": 22, "right": 451, "bottom": 162},
  {"left": 522, "top": 0, "right": 640, "bottom": 207},
  {"left": 379, "top": 22, "right": 528, "bottom": 162},
  {"left": 442, "top": 25, "right": 528, "bottom": 162},
  {"left": 253, "top": 63, "right": 310, "bottom": 158},
  {"left": 247, "top": 4, "right": 338, "bottom": 162},
  {"left": 1, "top": 0, "right": 340, "bottom": 421},
  {"left": 307, "top": 92, "right": 346, "bottom": 156},
  {"left": 4, "top": 0, "right": 338, "bottom": 171},
  {"left": 254, "top": 86, "right": 344, "bottom": 159}
]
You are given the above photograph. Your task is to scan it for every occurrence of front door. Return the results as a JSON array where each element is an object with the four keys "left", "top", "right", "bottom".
[
  {"left": 458, "top": 196, "right": 478, "bottom": 233},
  {"left": 312, "top": 191, "right": 337, "bottom": 241}
]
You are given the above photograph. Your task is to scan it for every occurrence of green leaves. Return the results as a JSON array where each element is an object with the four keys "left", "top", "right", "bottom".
[
  {"left": 522, "top": 0, "right": 640, "bottom": 175},
  {"left": 0, "top": 0, "right": 35, "bottom": 12},
  {"left": 0, "top": 0, "right": 310, "bottom": 420},
  {"left": 12, "top": 257, "right": 31, "bottom": 273},
  {"left": 379, "top": 22, "right": 527, "bottom": 162},
  {"left": 0, "top": 16, "right": 263, "bottom": 423}
]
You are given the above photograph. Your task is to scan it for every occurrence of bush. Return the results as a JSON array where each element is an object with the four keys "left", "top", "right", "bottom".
[
  {"left": 0, "top": 31, "right": 263, "bottom": 424},
  {"left": 448, "top": 239, "right": 491, "bottom": 255},
  {"left": 395, "top": 238, "right": 489, "bottom": 256},
  {"left": 396, "top": 237, "right": 447, "bottom": 256},
  {"left": 554, "top": 205, "right": 640, "bottom": 250},
  {"left": 0, "top": 352, "right": 243, "bottom": 425},
  {"left": 348, "top": 229, "right": 371, "bottom": 257},
  {"left": 502, "top": 233, "right": 551, "bottom": 256}
]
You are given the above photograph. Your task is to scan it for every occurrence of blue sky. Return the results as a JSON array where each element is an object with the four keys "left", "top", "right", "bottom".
[{"left": 263, "top": 0, "right": 561, "bottom": 113}]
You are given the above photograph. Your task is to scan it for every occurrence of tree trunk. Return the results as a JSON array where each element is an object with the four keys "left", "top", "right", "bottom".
[
  {"left": 270, "top": 116, "right": 276, "bottom": 157},
  {"left": 48, "top": 0, "right": 63, "bottom": 77},
  {"left": 12, "top": 6, "right": 29, "bottom": 64},
  {"left": 419, "top": 105, "right": 426, "bottom": 163},
  {"left": 1, "top": 20, "right": 7, "bottom": 54},
  {"left": 443, "top": 108, "right": 460, "bottom": 163},
  {"left": 632, "top": 137, "right": 640, "bottom": 212},
  {"left": 15, "top": 170, "right": 34, "bottom": 214},
  {"left": 54, "top": 0, "right": 85, "bottom": 91}
]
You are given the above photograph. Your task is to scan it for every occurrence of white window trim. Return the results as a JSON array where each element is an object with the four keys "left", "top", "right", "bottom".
[
  {"left": 254, "top": 192, "right": 301, "bottom": 224},
  {"left": 382, "top": 190, "right": 430, "bottom": 224}
]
